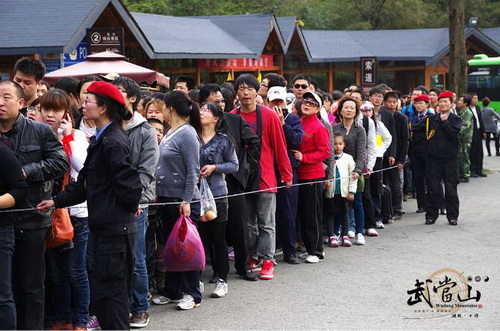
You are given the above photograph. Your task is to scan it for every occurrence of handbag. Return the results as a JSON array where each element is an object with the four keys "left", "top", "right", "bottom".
[
  {"left": 46, "top": 146, "right": 74, "bottom": 248},
  {"left": 199, "top": 177, "right": 217, "bottom": 222},
  {"left": 162, "top": 215, "right": 206, "bottom": 272}
]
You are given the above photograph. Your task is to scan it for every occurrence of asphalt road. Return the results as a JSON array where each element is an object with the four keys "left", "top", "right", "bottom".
[{"left": 146, "top": 151, "right": 500, "bottom": 330}]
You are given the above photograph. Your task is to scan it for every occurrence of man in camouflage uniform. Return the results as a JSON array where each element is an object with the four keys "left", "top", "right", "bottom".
[{"left": 457, "top": 95, "right": 473, "bottom": 182}]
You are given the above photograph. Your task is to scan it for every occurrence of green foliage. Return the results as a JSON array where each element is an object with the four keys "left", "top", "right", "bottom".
[{"left": 122, "top": 0, "right": 500, "bottom": 29}]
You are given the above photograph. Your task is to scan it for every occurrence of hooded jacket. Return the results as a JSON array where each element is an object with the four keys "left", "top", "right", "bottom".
[{"left": 124, "top": 112, "right": 159, "bottom": 205}]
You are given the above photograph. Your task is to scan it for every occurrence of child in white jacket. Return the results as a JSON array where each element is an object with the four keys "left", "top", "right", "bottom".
[{"left": 324, "top": 133, "right": 358, "bottom": 247}]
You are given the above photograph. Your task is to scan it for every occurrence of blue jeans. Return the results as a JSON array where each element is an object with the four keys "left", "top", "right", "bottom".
[
  {"left": 130, "top": 207, "right": 150, "bottom": 314},
  {"left": 349, "top": 192, "right": 365, "bottom": 234},
  {"left": 0, "top": 225, "right": 16, "bottom": 330},
  {"left": 70, "top": 217, "right": 90, "bottom": 327},
  {"left": 46, "top": 216, "right": 90, "bottom": 327}
]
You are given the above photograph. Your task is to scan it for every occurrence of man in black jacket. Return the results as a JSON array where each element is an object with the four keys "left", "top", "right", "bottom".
[
  {"left": 0, "top": 80, "right": 68, "bottom": 329},
  {"left": 469, "top": 92, "right": 487, "bottom": 177},
  {"left": 199, "top": 84, "right": 260, "bottom": 281}
]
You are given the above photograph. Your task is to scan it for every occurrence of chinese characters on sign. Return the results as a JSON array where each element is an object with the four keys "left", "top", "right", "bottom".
[
  {"left": 406, "top": 268, "right": 485, "bottom": 319},
  {"left": 361, "top": 57, "right": 377, "bottom": 87},
  {"left": 86, "top": 28, "right": 124, "bottom": 55},
  {"left": 198, "top": 55, "right": 274, "bottom": 70}
]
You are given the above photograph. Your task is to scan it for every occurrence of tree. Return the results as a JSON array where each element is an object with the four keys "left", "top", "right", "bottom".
[{"left": 448, "top": 0, "right": 467, "bottom": 96}]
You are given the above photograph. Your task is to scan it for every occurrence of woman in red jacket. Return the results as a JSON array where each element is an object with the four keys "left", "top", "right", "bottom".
[{"left": 293, "top": 92, "right": 331, "bottom": 263}]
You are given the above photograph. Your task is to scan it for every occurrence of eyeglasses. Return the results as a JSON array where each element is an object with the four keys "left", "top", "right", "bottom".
[
  {"left": 84, "top": 98, "right": 97, "bottom": 105},
  {"left": 303, "top": 99, "right": 319, "bottom": 107},
  {"left": 294, "top": 84, "right": 309, "bottom": 90}
]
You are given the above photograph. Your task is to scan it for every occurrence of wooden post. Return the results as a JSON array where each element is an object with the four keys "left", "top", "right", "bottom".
[
  {"left": 355, "top": 61, "right": 361, "bottom": 86},
  {"left": 424, "top": 65, "right": 431, "bottom": 89},
  {"left": 328, "top": 63, "right": 334, "bottom": 92},
  {"left": 449, "top": 0, "right": 467, "bottom": 95},
  {"left": 277, "top": 54, "right": 284, "bottom": 76},
  {"left": 195, "top": 60, "right": 201, "bottom": 85}
]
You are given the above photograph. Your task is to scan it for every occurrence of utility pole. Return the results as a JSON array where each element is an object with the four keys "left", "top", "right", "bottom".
[{"left": 448, "top": 0, "right": 467, "bottom": 96}]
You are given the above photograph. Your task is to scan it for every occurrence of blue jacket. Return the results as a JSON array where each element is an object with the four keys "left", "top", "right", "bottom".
[
  {"left": 282, "top": 112, "right": 303, "bottom": 169},
  {"left": 402, "top": 104, "right": 416, "bottom": 122}
]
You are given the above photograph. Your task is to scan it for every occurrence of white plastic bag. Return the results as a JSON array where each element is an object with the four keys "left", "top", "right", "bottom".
[{"left": 199, "top": 177, "right": 217, "bottom": 222}]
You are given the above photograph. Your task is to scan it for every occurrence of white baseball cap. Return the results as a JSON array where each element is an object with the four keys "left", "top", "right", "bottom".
[{"left": 267, "top": 86, "right": 287, "bottom": 101}]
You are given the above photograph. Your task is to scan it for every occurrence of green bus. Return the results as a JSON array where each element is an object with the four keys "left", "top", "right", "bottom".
[{"left": 468, "top": 54, "right": 500, "bottom": 111}]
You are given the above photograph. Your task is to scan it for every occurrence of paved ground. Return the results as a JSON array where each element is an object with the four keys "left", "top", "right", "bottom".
[{"left": 146, "top": 150, "right": 500, "bottom": 330}]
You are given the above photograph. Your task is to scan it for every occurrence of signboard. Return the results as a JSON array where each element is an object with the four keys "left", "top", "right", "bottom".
[
  {"left": 86, "top": 28, "right": 124, "bottom": 54},
  {"left": 361, "top": 57, "right": 377, "bottom": 86},
  {"left": 41, "top": 53, "right": 61, "bottom": 73},
  {"left": 199, "top": 55, "right": 274, "bottom": 70},
  {"left": 63, "top": 42, "right": 88, "bottom": 67}
]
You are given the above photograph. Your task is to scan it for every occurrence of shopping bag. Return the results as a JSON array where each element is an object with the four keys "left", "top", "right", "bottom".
[
  {"left": 162, "top": 215, "right": 206, "bottom": 272},
  {"left": 47, "top": 208, "right": 74, "bottom": 248},
  {"left": 199, "top": 177, "right": 217, "bottom": 222}
]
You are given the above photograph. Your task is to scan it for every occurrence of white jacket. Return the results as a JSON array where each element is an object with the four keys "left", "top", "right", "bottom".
[
  {"left": 356, "top": 113, "right": 376, "bottom": 172},
  {"left": 374, "top": 121, "right": 392, "bottom": 158},
  {"left": 325, "top": 152, "right": 358, "bottom": 198}
]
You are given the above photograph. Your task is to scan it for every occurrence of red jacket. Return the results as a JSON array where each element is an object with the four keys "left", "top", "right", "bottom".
[
  {"left": 231, "top": 105, "right": 292, "bottom": 192},
  {"left": 297, "top": 115, "right": 331, "bottom": 180}
]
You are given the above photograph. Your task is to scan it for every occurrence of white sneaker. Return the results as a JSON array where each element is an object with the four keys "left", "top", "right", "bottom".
[
  {"left": 177, "top": 294, "right": 200, "bottom": 310},
  {"left": 199, "top": 281, "right": 204, "bottom": 294},
  {"left": 347, "top": 230, "right": 355, "bottom": 238},
  {"left": 305, "top": 255, "right": 320, "bottom": 263},
  {"left": 211, "top": 279, "right": 228, "bottom": 298},
  {"left": 355, "top": 233, "right": 366, "bottom": 245},
  {"left": 152, "top": 294, "right": 180, "bottom": 305},
  {"left": 366, "top": 228, "right": 379, "bottom": 237},
  {"left": 375, "top": 221, "right": 385, "bottom": 229}
]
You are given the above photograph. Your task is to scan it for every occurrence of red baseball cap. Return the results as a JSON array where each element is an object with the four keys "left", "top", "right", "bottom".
[
  {"left": 87, "top": 81, "right": 126, "bottom": 106},
  {"left": 414, "top": 94, "right": 430, "bottom": 102}
]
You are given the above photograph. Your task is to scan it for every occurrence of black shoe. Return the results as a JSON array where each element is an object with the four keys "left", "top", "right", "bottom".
[
  {"left": 440, "top": 209, "right": 447, "bottom": 215},
  {"left": 416, "top": 208, "right": 425, "bottom": 213},
  {"left": 209, "top": 272, "right": 219, "bottom": 283},
  {"left": 393, "top": 214, "right": 403, "bottom": 221},
  {"left": 470, "top": 172, "right": 479, "bottom": 178},
  {"left": 477, "top": 172, "right": 487, "bottom": 177},
  {"left": 403, "top": 195, "right": 407, "bottom": 202},
  {"left": 496, "top": 152, "right": 500, "bottom": 156},
  {"left": 238, "top": 270, "right": 257, "bottom": 281},
  {"left": 284, "top": 254, "right": 300, "bottom": 265},
  {"left": 425, "top": 219, "right": 436, "bottom": 225},
  {"left": 459, "top": 177, "right": 469, "bottom": 183},
  {"left": 448, "top": 219, "right": 458, "bottom": 226}
]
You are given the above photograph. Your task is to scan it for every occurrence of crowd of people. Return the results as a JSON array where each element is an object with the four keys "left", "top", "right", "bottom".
[{"left": 0, "top": 57, "right": 496, "bottom": 330}]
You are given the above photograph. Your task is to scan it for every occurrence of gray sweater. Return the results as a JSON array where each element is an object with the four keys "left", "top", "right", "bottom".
[
  {"left": 481, "top": 107, "right": 500, "bottom": 133},
  {"left": 156, "top": 124, "right": 200, "bottom": 202}
]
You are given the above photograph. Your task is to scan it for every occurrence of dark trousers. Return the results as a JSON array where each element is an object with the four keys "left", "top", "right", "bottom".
[
  {"left": 146, "top": 211, "right": 159, "bottom": 290},
  {"left": 485, "top": 132, "right": 499, "bottom": 155},
  {"left": 199, "top": 220, "right": 229, "bottom": 281},
  {"left": 0, "top": 225, "right": 16, "bottom": 330},
  {"left": 158, "top": 197, "right": 201, "bottom": 304},
  {"left": 276, "top": 168, "right": 298, "bottom": 257},
  {"left": 87, "top": 232, "right": 135, "bottom": 330},
  {"left": 325, "top": 195, "right": 351, "bottom": 237},
  {"left": 470, "top": 129, "right": 484, "bottom": 174},
  {"left": 362, "top": 175, "right": 376, "bottom": 229},
  {"left": 411, "top": 154, "right": 427, "bottom": 210},
  {"left": 383, "top": 161, "right": 403, "bottom": 215},
  {"left": 425, "top": 158, "right": 460, "bottom": 221},
  {"left": 298, "top": 178, "right": 324, "bottom": 256},
  {"left": 370, "top": 158, "right": 383, "bottom": 222},
  {"left": 14, "top": 227, "right": 48, "bottom": 330},
  {"left": 225, "top": 176, "right": 249, "bottom": 274}
]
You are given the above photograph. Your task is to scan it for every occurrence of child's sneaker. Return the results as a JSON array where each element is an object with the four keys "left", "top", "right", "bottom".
[
  {"left": 355, "top": 233, "right": 366, "bottom": 245},
  {"left": 328, "top": 236, "right": 339, "bottom": 247},
  {"left": 341, "top": 236, "right": 352, "bottom": 247}
]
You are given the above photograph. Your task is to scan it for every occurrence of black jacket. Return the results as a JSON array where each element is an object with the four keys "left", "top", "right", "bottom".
[
  {"left": 282, "top": 112, "right": 303, "bottom": 169},
  {"left": 54, "top": 121, "right": 142, "bottom": 237},
  {"left": 393, "top": 111, "right": 409, "bottom": 164},
  {"left": 0, "top": 143, "right": 28, "bottom": 227},
  {"left": 472, "top": 105, "right": 486, "bottom": 135},
  {"left": 379, "top": 107, "right": 397, "bottom": 158},
  {"left": 7, "top": 115, "right": 69, "bottom": 230},
  {"left": 414, "top": 113, "right": 462, "bottom": 159},
  {"left": 409, "top": 113, "right": 430, "bottom": 157},
  {"left": 223, "top": 112, "right": 260, "bottom": 190}
]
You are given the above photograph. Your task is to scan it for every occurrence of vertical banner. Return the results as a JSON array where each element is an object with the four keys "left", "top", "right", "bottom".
[{"left": 361, "top": 57, "right": 377, "bottom": 87}]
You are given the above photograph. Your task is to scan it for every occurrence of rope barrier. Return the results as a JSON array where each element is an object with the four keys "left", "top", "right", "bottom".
[{"left": 0, "top": 165, "right": 398, "bottom": 214}]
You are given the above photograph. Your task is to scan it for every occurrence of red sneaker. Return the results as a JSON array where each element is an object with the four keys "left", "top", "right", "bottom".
[
  {"left": 249, "top": 257, "right": 261, "bottom": 273},
  {"left": 260, "top": 259, "right": 274, "bottom": 280}
]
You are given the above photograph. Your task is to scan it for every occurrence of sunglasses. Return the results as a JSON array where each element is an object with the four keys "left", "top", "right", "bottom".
[
  {"left": 303, "top": 99, "right": 319, "bottom": 107},
  {"left": 294, "top": 84, "right": 309, "bottom": 89}
]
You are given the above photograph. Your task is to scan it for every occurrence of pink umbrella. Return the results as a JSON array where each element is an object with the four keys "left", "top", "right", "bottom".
[{"left": 45, "top": 51, "right": 169, "bottom": 87}]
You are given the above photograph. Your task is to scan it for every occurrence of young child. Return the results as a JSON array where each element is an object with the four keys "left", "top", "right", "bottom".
[
  {"left": 324, "top": 133, "right": 358, "bottom": 247},
  {"left": 148, "top": 117, "right": 165, "bottom": 144}
]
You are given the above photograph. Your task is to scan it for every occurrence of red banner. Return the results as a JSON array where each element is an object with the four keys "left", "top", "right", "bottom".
[{"left": 199, "top": 55, "right": 274, "bottom": 70}]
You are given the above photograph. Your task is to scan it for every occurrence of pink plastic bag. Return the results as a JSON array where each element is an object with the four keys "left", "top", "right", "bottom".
[{"left": 162, "top": 215, "right": 206, "bottom": 272}]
